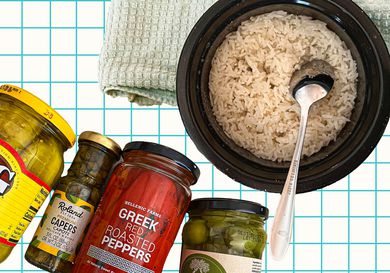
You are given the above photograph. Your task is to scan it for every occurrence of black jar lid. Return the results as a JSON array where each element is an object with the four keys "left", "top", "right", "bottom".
[
  {"left": 123, "top": 141, "right": 200, "bottom": 183},
  {"left": 189, "top": 198, "right": 269, "bottom": 220}
]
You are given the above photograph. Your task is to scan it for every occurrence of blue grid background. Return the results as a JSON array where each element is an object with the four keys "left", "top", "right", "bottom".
[{"left": 0, "top": 0, "right": 390, "bottom": 272}]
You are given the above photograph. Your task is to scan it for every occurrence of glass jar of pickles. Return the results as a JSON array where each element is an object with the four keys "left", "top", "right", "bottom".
[
  {"left": 180, "top": 198, "right": 269, "bottom": 273},
  {"left": 25, "top": 131, "right": 121, "bottom": 273},
  {"left": 0, "top": 85, "right": 75, "bottom": 263}
]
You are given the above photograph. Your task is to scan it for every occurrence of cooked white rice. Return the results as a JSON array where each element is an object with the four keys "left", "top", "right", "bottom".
[{"left": 209, "top": 11, "right": 358, "bottom": 162}]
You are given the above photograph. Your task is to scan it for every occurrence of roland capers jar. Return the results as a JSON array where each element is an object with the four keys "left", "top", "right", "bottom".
[
  {"left": 180, "top": 198, "right": 269, "bottom": 273},
  {"left": 0, "top": 85, "right": 75, "bottom": 263},
  {"left": 25, "top": 131, "right": 121, "bottom": 273}
]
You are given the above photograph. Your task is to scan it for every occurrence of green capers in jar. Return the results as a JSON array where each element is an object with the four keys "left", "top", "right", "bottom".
[{"left": 25, "top": 132, "right": 121, "bottom": 273}]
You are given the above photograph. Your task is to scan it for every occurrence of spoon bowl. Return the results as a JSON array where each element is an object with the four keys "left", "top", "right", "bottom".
[{"left": 294, "top": 84, "right": 329, "bottom": 109}]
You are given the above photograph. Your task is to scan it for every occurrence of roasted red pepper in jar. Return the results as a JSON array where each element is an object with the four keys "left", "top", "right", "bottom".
[{"left": 72, "top": 142, "right": 200, "bottom": 273}]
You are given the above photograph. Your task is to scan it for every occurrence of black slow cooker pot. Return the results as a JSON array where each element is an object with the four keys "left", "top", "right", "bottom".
[{"left": 177, "top": 0, "right": 390, "bottom": 193}]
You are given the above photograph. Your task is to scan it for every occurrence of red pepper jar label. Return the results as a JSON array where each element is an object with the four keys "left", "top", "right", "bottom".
[
  {"left": 98, "top": 201, "right": 164, "bottom": 265},
  {"left": 73, "top": 165, "right": 188, "bottom": 273}
]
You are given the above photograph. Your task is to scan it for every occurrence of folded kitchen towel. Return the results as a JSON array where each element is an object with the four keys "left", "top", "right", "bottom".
[
  {"left": 99, "top": 0, "right": 390, "bottom": 106},
  {"left": 99, "top": 0, "right": 216, "bottom": 106},
  {"left": 353, "top": 0, "right": 389, "bottom": 48}
]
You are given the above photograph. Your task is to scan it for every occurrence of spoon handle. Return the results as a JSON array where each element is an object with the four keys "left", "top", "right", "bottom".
[{"left": 271, "top": 105, "right": 309, "bottom": 260}]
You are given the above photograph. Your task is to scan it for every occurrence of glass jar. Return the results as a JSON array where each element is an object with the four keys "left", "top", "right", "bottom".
[
  {"left": 72, "top": 142, "right": 200, "bottom": 273},
  {"left": 180, "top": 198, "right": 269, "bottom": 273},
  {"left": 25, "top": 131, "right": 122, "bottom": 273},
  {"left": 0, "top": 84, "right": 75, "bottom": 263}
]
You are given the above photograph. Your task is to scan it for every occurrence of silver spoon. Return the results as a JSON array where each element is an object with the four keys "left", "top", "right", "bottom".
[{"left": 270, "top": 60, "right": 335, "bottom": 260}]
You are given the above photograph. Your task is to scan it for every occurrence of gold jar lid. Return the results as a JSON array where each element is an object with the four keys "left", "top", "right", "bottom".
[{"left": 79, "top": 131, "right": 122, "bottom": 157}]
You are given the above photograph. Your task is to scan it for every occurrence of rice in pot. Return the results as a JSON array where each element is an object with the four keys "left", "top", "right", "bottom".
[{"left": 209, "top": 11, "right": 358, "bottom": 162}]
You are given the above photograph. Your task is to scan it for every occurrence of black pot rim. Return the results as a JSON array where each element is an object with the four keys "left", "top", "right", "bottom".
[{"left": 177, "top": 0, "right": 390, "bottom": 193}]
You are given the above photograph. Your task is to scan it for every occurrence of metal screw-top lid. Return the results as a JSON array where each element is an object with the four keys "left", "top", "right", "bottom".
[
  {"left": 123, "top": 141, "right": 200, "bottom": 183},
  {"left": 79, "top": 131, "right": 121, "bottom": 158},
  {"left": 189, "top": 198, "right": 269, "bottom": 219}
]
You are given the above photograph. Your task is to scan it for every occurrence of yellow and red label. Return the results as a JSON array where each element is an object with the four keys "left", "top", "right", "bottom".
[{"left": 0, "top": 138, "right": 51, "bottom": 247}]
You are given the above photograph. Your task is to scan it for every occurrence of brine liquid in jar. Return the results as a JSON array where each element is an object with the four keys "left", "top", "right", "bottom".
[
  {"left": 180, "top": 198, "right": 269, "bottom": 273},
  {"left": 0, "top": 85, "right": 75, "bottom": 263}
]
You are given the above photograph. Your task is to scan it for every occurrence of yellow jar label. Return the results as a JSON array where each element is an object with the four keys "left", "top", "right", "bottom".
[
  {"left": 0, "top": 139, "right": 50, "bottom": 247},
  {"left": 31, "top": 190, "right": 94, "bottom": 262}
]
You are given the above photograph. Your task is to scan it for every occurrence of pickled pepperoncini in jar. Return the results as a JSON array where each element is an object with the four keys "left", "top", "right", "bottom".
[
  {"left": 0, "top": 84, "right": 75, "bottom": 263},
  {"left": 180, "top": 198, "right": 269, "bottom": 273},
  {"left": 25, "top": 131, "right": 121, "bottom": 273}
]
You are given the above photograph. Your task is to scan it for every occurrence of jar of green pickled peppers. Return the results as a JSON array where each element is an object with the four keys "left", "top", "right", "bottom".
[
  {"left": 180, "top": 198, "right": 269, "bottom": 273},
  {"left": 25, "top": 131, "right": 121, "bottom": 273}
]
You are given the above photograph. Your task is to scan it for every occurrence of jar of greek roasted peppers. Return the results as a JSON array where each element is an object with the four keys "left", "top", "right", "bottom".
[
  {"left": 180, "top": 198, "right": 269, "bottom": 273},
  {"left": 25, "top": 131, "right": 121, "bottom": 273},
  {"left": 0, "top": 85, "right": 75, "bottom": 263},
  {"left": 72, "top": 142, "right": 200, "bottom": 273}
]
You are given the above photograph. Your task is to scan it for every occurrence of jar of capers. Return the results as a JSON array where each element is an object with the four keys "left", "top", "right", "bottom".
[
  {"left": 180, "top": 198, "right": 268, "bottom": 273},
  {"left": 0, "top": 85, "right": 75, "bottom": 263},
  {"left": 25, "top": 131, "right": 121, "bottom": 273}
]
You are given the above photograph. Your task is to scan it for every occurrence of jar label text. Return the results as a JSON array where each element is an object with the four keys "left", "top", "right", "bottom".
[
  {"left": 0, "top": 139, "right": 50, "bottom": 246},
  {"left": 32, "top": 190, "right": 94, "bottom": 262},
  {"left": 181, "top": 249, "right": 263, "bottom": 273}
]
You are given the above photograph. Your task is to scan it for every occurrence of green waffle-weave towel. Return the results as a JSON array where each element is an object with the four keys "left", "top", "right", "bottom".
[{"left": 99, "top": 0, "right": 390, "bottom": 106}]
